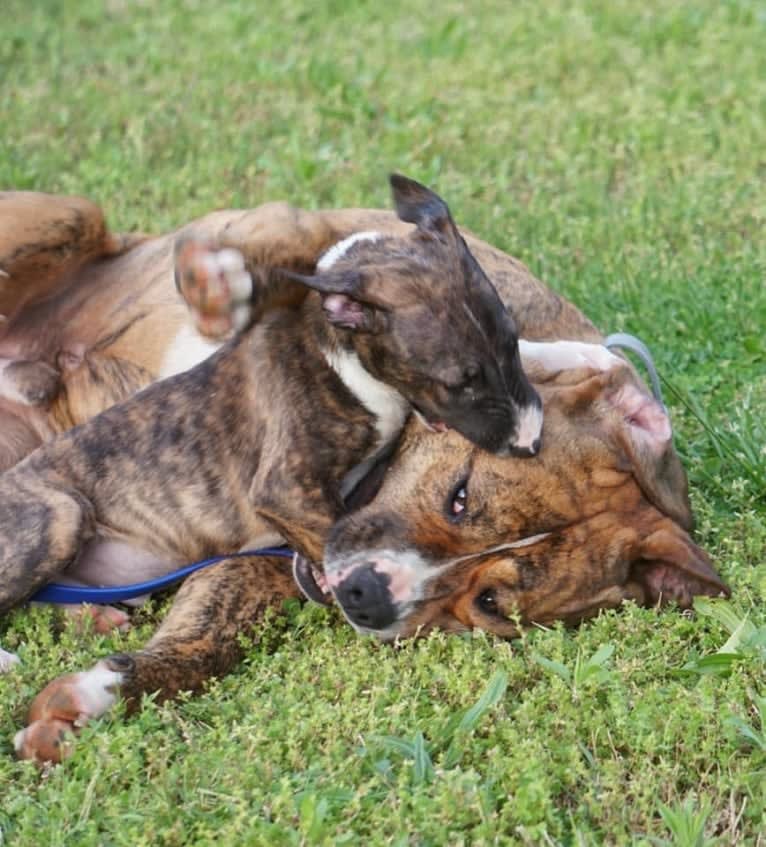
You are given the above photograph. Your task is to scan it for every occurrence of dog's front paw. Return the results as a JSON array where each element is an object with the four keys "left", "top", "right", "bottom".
[
  {"left": 61, "top": 603, "right": 131, "bottom": 634},
  {"left": 174, "top": 238, "right": 253, "bottom": 339},
  {"left": 14, "top": 660, "right": 123, "bottom": 765},
  {"left": 14, "top": 718, "right": 77, "bottom": 765},
  {"left": 520, "top": 340, "right": 622, "bottom": 374}
]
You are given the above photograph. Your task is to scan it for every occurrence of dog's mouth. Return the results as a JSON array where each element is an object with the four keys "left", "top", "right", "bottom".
[
  {"left": 411, "top": 405, "right": 449, "bottom": 433},
  {"left": 292, "top": 554, "right": 333, "bottom": 606}
]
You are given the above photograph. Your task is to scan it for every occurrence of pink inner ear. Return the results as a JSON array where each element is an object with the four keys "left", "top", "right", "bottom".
[
  {"left": 611, "top": 383, "right": 671, "bottom": 446},
  {"left": 322, "top": 294, "right": 365, "bottom": 328}
]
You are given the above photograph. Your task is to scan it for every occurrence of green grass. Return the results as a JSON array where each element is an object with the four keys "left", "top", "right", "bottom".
[{"left": 2, "top": 0, "right": 765, "bottom": 842}]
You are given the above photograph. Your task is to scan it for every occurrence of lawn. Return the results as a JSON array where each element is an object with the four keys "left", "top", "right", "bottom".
[{"left": 1, "top": 0, "right": 765, "bottom": 843}]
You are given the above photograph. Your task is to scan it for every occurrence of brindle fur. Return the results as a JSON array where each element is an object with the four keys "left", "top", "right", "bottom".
[
  {"left": 322, "top": 363, "right": 727, "bottom": 640},
  {"left": 0, "top": 189, "right": 723, "bottom": 764}
]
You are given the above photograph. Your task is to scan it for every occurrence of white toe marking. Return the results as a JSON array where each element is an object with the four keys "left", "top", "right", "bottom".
[
  {"left": 216, "top": 248, "right": 246, "bottom": 273},
  {"left": 0, "top": 646, "right": 21, "bottom": 672},
  {"left": 231, "top": 303, "right": 253, "bottom": 331},
  {"left": 72, "top": 661, "right": 124, "bottom": 722},
  {"left": 227, "top": 270, "right": 253, "bottom": 302},
  {"left": 13, "top": 728, "right": 28, "bottom": 754}
]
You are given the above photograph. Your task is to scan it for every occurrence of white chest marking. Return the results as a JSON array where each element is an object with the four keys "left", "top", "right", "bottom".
[
  {"left": 318, "top": 230, "right": 408, "bottom": 448},
  {"left": 323, "top": 347, "right": 409, "bottom": 448},
  {"left": 158, "top": 324, "right": 223, "bottom": 379}
]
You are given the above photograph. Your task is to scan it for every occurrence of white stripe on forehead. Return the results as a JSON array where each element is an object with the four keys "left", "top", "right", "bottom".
[{"left": 317, "top": 231, "right": 382, "bottom": 271}]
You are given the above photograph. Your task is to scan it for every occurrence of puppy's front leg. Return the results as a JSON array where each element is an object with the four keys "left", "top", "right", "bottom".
[{"left": 14, "top": 555, "right": 300, "bottom": 765}]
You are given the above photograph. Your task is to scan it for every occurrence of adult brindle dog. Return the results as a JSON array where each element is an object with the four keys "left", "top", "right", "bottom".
[{"left": 0, "top": 185, "right": 727, "bottom": 764}]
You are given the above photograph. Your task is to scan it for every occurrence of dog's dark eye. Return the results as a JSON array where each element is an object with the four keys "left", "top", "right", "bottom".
[
  {"left": 447, "top": 479, "right": 468, "bottom": 521},
  {"left": 463, "top": 363, "right": 480, "bottom": 384},
  {"left": 442, "top": 364, "right": 480, "bottom": 393},
  {"left": 476, "top": 589, "right": 499, "bottom": 616}
]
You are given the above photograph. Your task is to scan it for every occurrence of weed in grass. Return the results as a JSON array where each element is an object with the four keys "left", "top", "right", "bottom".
[
  {"left": 726, "top": 690, "right": 766, "bottom": 756},
  {"left": 652, "top": 796, "right": 716, "bottom": 847},
  {"left": 531, "top": 642, "right": 616, "bottom": 699},
  {"left": 361, "top": 670, "right": 509, "bottom": 785}
]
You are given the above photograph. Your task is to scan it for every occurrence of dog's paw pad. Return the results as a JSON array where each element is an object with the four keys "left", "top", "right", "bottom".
[{"left": 174, "top": 239, "right": 253, "bottom": 339}]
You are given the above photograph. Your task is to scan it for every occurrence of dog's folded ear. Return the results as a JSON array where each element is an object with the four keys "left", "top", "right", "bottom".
[
  {"left": 629, "top": 516, "right": 730, "bottom": 607},
  {"left": 543, "top": 365, "right": 694, "bottom": 530},
  {"left": 282, "top": 268, "right": 363, "bottom": 297},
  {"left": 607, "top": 381, "right": 693, "bottom": 531},
  {"left": 280, "top": 269, "right": 373, "bottom": 330},
  {"left": 389, "top": 174, "right": 458, "bottom": 241}
]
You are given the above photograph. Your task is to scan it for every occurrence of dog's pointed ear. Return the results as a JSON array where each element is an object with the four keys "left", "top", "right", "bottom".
[
  {"left": 390, "top": 174, "right": 459, "bottom": 240},
  {"left": 281, "top": 269, "right": 372, "bottom": 330},
  {"left": 631, "top": 519, "right": 729, "bottom": 608}
]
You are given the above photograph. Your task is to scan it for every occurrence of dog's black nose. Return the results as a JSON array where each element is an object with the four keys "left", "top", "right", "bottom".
[{"left": 335, "top": 565, "right": 397, "bottom": 630}]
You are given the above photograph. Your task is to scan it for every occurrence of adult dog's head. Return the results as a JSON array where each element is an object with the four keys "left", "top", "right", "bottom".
[{"left": 300, "top": 349, "right": 728, "bottom": 639}]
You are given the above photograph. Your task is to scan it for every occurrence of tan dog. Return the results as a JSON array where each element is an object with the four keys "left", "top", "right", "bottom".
[{"left": 0, "top": 189, "right": 726, "bottom": 765}]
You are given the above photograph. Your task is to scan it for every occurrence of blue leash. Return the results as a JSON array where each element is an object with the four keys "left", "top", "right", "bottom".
[
  {"left": 33, "top": 333, "right": 664, "bottom": 607},
  {"left": 32, "top": 547, "right": 294, "bottom": 604}
]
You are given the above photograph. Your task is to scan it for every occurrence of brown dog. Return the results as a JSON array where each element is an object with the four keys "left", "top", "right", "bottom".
[
  {"left": 0, "top": 187, "right": 726, "bottom": 764},
  {"left": 316, "top": 353, "right": 728, "bottom": 638}
]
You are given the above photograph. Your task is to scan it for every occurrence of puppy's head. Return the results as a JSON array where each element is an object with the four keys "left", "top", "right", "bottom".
[
  {"left": 285, "top": 174, "right": 542, "bottom": 457},
  {"left": 312, "top": 355, "right": 727, "bottom": 639}
]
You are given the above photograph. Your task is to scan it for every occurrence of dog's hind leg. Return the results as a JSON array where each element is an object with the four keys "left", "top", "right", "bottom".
[
  {"left": 14, "top": 555, "right": 300, "bottom": 764},
  {"left": 0, "top": 191, "right": 126, "bottom": 320},
  {"left": 0, "top": 470, "right": 95, "bottom": 617},
  {"left": 0, "top": 469, "right": 94, "bottom": 677}
]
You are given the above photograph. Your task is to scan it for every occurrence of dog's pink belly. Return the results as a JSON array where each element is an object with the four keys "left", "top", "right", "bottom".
[{"left": 61, "top": 538, "right": 178, "bottom": 606}]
